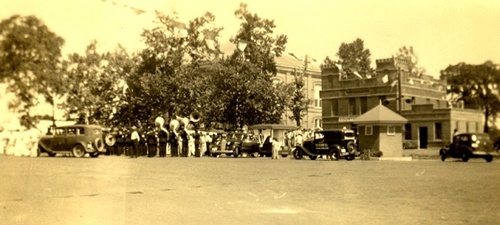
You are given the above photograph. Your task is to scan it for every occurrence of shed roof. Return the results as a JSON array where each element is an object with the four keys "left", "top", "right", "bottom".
[{"left": 353, "top": 104, "right": 408, "bottom": 125}]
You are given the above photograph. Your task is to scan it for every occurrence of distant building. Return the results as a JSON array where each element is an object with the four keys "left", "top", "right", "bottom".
[
  {"left": 320, "top": 57, "right": 484, "bottom": 148},
  {"left": 219, "top": 43, "right": 322, "bottom": 130},
  {"left": 275, "top": 54, "right": 322, "bottom": 130}
]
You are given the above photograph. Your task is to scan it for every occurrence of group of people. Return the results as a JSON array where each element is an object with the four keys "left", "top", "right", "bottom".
[{"left": 105, "top": 123, "right": 219, "bottom": 158}]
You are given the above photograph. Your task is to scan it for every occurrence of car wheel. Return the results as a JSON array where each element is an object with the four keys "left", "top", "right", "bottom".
[
  {"left": 309, "top": 155, "right": 317, "bottom": 160},
  {"left": 461, "top": 152, "right": 470, "bottom": 162},
  {"left": 233, "top": 148, "right": 239, "bottom": 158},
  {"left": 94, "top": 138, "right": 105, "bottom": 152},
  {"left": 90, "top": 152, "right": 100, "bottom": 158},
  {"left": 328, "top": 148, "right": 339, "bottom": 161},
  {"left": 441, "top": 154, "right": 446, "bottom": 162},
  {"left": 292, "top": 148, "right": 303, "bottom": 160},
  {"left": 485, "top": 155, "right": 493, "bottom": 163},
  {"left": 345, "top": 154, "right": 355, "bottom": 161},
  {"left": 72, "top": 144, "right": 86, "bottom": 158},
  {"left": 281, "top": 154, "right": 287, "bottom": 158},
  {"left": 48, "top": 152, "right": 56, "bottom": 157}
]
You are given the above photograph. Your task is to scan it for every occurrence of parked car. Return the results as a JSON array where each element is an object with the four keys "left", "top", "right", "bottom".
[
  {"left": 38, "top": 125, "right": 106, "bottom": 158},
  {"left": 293, "top": 129, "right": 358, "bottom": 160},
  {"left": 210, "top": 132, "right": 241, "bottom": 157},
  {"left": 440, "top": 133, "right": 497, "bottom": 162},
  {"left": 248, "top": 124, "right": 298, "bottom": 158}
]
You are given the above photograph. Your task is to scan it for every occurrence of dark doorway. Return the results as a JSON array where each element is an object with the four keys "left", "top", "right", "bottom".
[{"left": 419, "top": 127, "right": 428, "bottom": 149}]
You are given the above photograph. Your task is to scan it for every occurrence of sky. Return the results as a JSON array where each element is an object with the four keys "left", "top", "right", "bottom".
[{"left": 2, "top": 0, "right": 500, "bottom": 77}]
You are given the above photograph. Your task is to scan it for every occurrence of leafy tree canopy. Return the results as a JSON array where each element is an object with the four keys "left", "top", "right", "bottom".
[
  {"left": 0, "top": 15, "right": 65, "bottom": 123},
  {"left": 441, "top": 61, "right": 500, "bottom": 132}
]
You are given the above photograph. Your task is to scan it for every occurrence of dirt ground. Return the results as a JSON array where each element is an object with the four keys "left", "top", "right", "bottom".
[{"left": 0, "top": 155, "right": 499, "bottom": 225}]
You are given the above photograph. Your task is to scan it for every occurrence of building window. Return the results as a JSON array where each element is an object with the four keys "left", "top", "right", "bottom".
[
  {"left": 466, "top": 122, "right": 470, "bottom": 132},
  {"left": 435, "top": 123, "right": 442, "bottom": 140},
  {"left": 360, "top": 97, "right": 368, "bottom": 114},
  {"left": 331, "top": 99, "right": 338, "bottom": 116},
  {"left": 387, "top": 126, "right": 395, "bottom": 135},
  {"left": 476, "top": 122, "right": 480, "bottom": 132},
  {"left": 314, "top": 118, "right": 322, "bottom": 129},
  {"left": 455, "top": 121, "right": 459, "bottom": 132},
  {"left": 365, "top": 126, "right": 373, "bottom": 135},
  {"left": 314, "top": 84, "right": 321, "bottom": 108},
  {"left": 405, "top": 123, "right": 412, "bottom": 140},
  {"left": 348, "top": 98, "right": 356, "bottom": 115}
]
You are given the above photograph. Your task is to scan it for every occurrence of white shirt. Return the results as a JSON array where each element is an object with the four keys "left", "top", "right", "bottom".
[{"left": 131, "top": 131, "right": 140, "bottom": 141}]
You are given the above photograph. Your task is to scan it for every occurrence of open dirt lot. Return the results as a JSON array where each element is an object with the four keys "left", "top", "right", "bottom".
[{"left": 0, "top": 155, "right": 499, "bottom": 225}]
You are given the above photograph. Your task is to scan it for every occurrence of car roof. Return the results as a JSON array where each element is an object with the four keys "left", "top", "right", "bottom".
[
  {"left": 249, "top": 124, "right": 298, "bottom": 130},
  {"left": 56, "top": 124, "right": 103, "bottom": 129}
]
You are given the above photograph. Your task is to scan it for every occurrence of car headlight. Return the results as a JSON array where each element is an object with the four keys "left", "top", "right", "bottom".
[{"left": 87, "top": 143, "right": 93, "bottom": 149}]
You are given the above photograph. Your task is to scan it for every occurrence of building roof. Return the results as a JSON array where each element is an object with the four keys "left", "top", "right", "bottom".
[
  {"left": 353, "top": 104, "right": 408, "bottom": 125},
  {"left": 219, "top": 42, "right": 321, "bottom": 72}
]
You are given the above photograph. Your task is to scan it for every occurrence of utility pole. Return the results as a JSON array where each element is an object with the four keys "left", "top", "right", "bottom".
[{"left": 398, "top": 66, "right": 402, "bottom": 114}]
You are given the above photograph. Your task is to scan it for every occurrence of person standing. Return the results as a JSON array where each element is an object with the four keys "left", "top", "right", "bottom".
[
  {"left": 130, "top": 126, "right": 140, "bottom": 158},
  {"left": 193, "top": 128, "right": 201, "bottom": 157},
  {"left": 178, "top": 124, "right": 189, "bottom": 157},
  {"left": 158, "top": 125, "right": 169, "bottom": 157},
  {"left": 170, "top": 128, "right": 179, "bottom": 157},
  {"left": 146, "top": 127, "right": 158, "bottom": 158}
]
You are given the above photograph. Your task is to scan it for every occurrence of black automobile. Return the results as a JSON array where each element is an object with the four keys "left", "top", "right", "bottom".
[
  {"left": 38, "top": 125, "right": 106, "bottom": 158},
  {"left": 440, "top": 133, "right": 497, "bottom": 162},
  {"left": 293, "top": 129, "right": 358, "bottom": 160}
]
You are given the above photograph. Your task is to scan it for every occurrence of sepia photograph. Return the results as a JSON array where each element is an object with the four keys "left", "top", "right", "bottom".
[{"left": 1, "top": 0, "right": 499, "bottom": 224}]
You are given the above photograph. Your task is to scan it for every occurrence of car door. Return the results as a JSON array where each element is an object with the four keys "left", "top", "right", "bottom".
[{"left": 52, "top": 127, "right": 67, "bottom": 151}]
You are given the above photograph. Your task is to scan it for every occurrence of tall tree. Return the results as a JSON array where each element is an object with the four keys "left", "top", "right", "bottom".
[
  {"left": 0, "top": 15, "right": 65, "bottom": 127},
  {"left": 394, "top": 46, "right": 425, "bottom": 75},
  {"left": 231, "top": 3, "right": 288, "bottom": 76},
  {"left": 330, "top": 38, "right": 373, "bottom": 76},
  {"left": 63, "top": 41, "right": 134, "bottom": 127},
  {"left": 213, "top": 3, "right": 289, "bottom": 128},
  {"left": 130, "top": 11, "right": 222, "bottom": 127},
  {"left": 288, "top": 65, "right": 311, "bottom": 127},
  {"left": 440, "top": 61, "right": 500, "bottom": 132}
]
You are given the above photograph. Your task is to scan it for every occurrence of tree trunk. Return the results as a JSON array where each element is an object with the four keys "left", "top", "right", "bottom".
[{"left": 484, "top": 108, "right": 489, "bottom": 133}]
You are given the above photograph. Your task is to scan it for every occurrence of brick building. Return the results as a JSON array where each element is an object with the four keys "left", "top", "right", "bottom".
[{"left": 320, "top": 57, "right": 484, "bottom": 148}]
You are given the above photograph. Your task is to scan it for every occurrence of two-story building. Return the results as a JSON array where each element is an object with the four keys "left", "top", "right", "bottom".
[{"left": 320, "top": 57, "right": 484, "bottom": 148}]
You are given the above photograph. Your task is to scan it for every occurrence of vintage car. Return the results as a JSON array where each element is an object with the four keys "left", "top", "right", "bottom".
[
  {"left": 208, "top": 132, "right": 238, "bottom": 157},
  {"left": 293, "top": 129, "right": 358, "bottom": 160},
  {"left": 240, "top": 124, "right": 297, "bottom": 158},
  {"left": 38, "top": 125, "right": 106, "bottom": 158},
  {"left": 440, "top": 133, "right": 497, "bottom": 162}
]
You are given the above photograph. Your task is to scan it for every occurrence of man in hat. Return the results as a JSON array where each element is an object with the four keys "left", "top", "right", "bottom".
[{"left": 130, "top": 126, "right": 140, "bottom": 158}]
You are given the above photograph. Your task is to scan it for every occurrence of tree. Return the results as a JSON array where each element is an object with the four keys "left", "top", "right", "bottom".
[
  {"left": 326, "top": 38, "right": 373, "bottom": 77},
  {"left": 394, "top": 46, "right": 425, "bottom": 75},
  {"left": 0, "top": 15, "right": 65, "bottom": 127},
  {"left": 288, "top": 66, "right": 310, "bottom": 127},
  {"left": 129, "top": 11, "right": 223, "bottom": 128},
  {"left": 211, "top": 3, "right": 289, "bottom": 128},
  {"left": 231, "top": 3, "right": 288, "bottom": 75},
  {"left": 440, "top": 61, "right": 500, "bottom": 132},
  {"left": 63, "top": 41, "right": 134, "bottom": 127}
]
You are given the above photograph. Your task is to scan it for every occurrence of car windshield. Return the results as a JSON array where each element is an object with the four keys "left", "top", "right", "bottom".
[{"left": 473, "top": 134, "right": 490, "bottom": 142}]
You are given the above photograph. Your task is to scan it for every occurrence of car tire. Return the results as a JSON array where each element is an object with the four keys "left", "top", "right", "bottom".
[
  {"left": 441, "top": 154, "right": 446, "bottom": 162},
  {"left": 94, "top": 138, "right": 105, "bottom": 152},
  {"left": 293, "top": 148, "right": 303, "bottom": 160},
  {"left": 328, "top": 148, "right": 339, "bottom": 161},
  {"left": 281, "top": 154, "right": 287, "bottom": 158},
  {"left": 345, "top": 154, "right": 355, "bottom": 161},
  {"left": 485, "top": 155, "right": 493, "bottom": 163},
  {"left": 48, "top": 152, "right": 56, "bottom": 157},
  {"left": 461, "top": 152, "right": 470, "bottom": 162},
  {"left": 309, "top": 155, "right": 317, "bottom": 160},
  {"left": 72, "top": 144, "right": 86, "bottom": 158},
  {"left": 90, "top": 152, "right": 100, "bottom": 158},
  {"left": 233, "top": 148, "right": 239, "bottom": 158}
]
